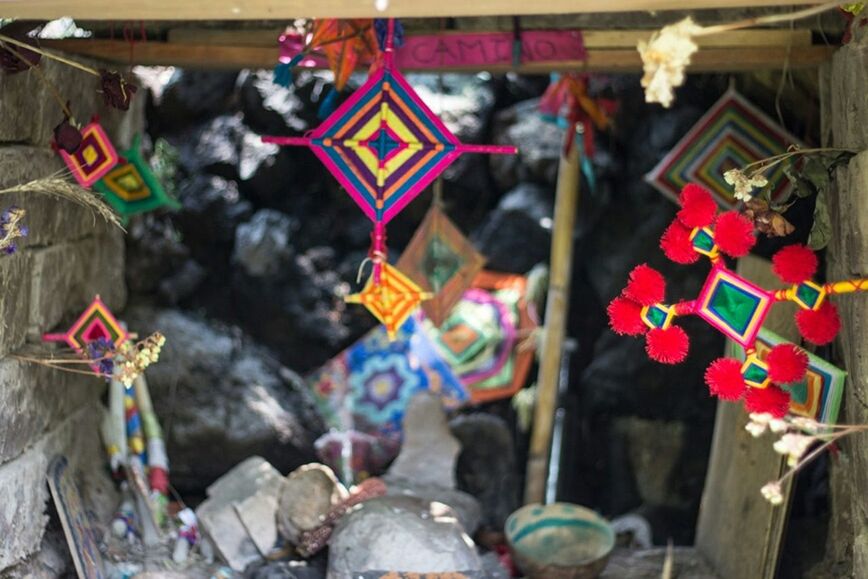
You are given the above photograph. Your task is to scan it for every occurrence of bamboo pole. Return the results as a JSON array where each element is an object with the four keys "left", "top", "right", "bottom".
[{"left": 524, "top": 125, "right": 581, "bottom": 505}]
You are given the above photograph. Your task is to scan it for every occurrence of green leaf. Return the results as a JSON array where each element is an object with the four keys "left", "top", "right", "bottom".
[
  {"left": 802, "top": 157, "right": 831, "bottom": 194},
  {"left": 808, "top": 191, "right": 832, "bottom": 250},
  {"left": 826, "top": 151, "right": 856, "bottom": 172}
]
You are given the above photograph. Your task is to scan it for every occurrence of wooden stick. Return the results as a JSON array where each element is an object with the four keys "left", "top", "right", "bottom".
[{"left": 524, "top": 126, "right": 581, "bottom": 505}]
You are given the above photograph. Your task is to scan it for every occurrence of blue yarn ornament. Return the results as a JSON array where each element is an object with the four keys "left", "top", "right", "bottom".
[
  {"left": 317, "top": 86, "right": 340, "bottom": 119},
  {"left": 375, "top": 19, "right": 404, "bottom": 51},
  {"left": 272, "top": 54, "right": 304, "bottom": 88}
]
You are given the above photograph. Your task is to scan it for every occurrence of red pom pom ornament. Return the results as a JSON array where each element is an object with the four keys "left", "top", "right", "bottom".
[
  {"left": 705, "top": 357, "right": 747, "bottom": 401},
  {"left": 745, "top": 384, "right": 791, "bottom": 418},
  {"left": 767, "top": 344, "right": 809, "bottom": 384},
  {"left": 714, "top": 211, "right": 756, "bottom": 258},
  {"left": 772, "top": 244, "right": 819, "bottom": 284},
  {"left": 645, "top": 326, "right": 689, "bottom": 364},
  {"left": 623, "top": 264, "right": 666, "bottom": 306},
  {"left": 677, "top": 184, "right": 717, "bottom": 228},
  {"left": 660, "top": 221, "right": 700, "bottom": 265},
  {"left": 796, "top": 301, "right": 841, "bottom": 345},
  {"left": 607, "top": 297, "right": 647, "bottom": 336}
]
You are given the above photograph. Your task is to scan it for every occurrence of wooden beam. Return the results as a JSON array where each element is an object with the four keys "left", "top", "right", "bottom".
[
  {"left": 41, "top": 39, "right": 833, "bottom": 72},
  {"left": 166, "top": 26, "right": 813, "bottom": 49},
  {"left": 0, "top": 0, "right": 824, "bottom": 20},
  {"left": 524, "top": 127, "right": 581, "bottom": 506}
]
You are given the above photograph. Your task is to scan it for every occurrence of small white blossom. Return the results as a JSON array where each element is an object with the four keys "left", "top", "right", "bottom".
[
  {"left": 790, "top": 416, "right": 821, "bottom": 433},
  {"left": 750, "top": 413, "right": 774, "bottom": 425},
  {"left": 761, "top": 482, "right": 784, "bottom": 505},
  {"left": 745, "top": 421, "right": 767, "bottom": 438},
  {"left": 769, "top": 418, "right": 789, "bottom": 434},
  {"left": 724, "top": 169, "right": 768, "bottom": 201},
  {"left": 773, "top": 433, "right": 814, "bottom": 466},
  {"left": 637, "top": 18, "right": 702, "bottom": 108}
]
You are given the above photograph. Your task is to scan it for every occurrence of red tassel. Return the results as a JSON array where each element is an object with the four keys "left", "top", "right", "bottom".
[
  {"left": 677, "top": 184, "right": 717, "bottom": 228},
  {"left": 771, "top": 244, "right": 819, "bottom": 284},
  {"left": 796, "top": 301, "right": 841, "bottom": 345},
  {"left": 660, "top": 220, "right": 700, "bottom": 265},
  {"left": 704, "top": 357, "right": 747, "bottom": 401},
  {"left": 766, "top": 344, "right": 809, "bottom": 384},
  {"left": 645, "top": 326, "right": 689, "bottom": 364},
  {"left": 713, "top": 211, "right": 756, "bottom": 258},
  {"left": 745, "top": 385, "right": 791, "bottom": 418},
  {"left": 623, "top": 264, "right": 666, "bottom": 306},
  {"left": 607, "top": 296, "right": 647, "bottom": 336}
]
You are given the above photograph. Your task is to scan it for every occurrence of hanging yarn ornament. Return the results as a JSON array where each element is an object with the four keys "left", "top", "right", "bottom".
[
  {"left": 705, "top": 357, "right": 747, "bottom": 401},
  {"left": 317, "top": 86, "right": 340, "bottom": 119},
  {"left": 660, "top": 220, "right": 700, "bottom": 264},
  {"left": 375, "top": 19, "right": 403, "bottom": 50},
  {"left": 796, "top": 301, "right": 841, "bottom": 345},
  {"left": 745, "top": 384, "right": 791, "bottom": 418},
  {"left": 677, "top": 183, "right": 717, "bottom": 228},
  {"left": 766, "top": 344, "right": 809, "bottom": 384},
  {"left": 607, "top": 296, "right": 647, "bottom": 336},
  {"left": 645, "top": 326, "right": 689, "bottom": 364},
  {"left": 273, "top": 53, "right": 303, "bottom": 88},
  {"left": 772, "top": 244, "right": 819, "bottom": 284},
  {"left": 624, "top": 264, "right": 666, "bottom": 306},
  {"left": 713, "top": 211, "right": 756, "bottom": 258}
]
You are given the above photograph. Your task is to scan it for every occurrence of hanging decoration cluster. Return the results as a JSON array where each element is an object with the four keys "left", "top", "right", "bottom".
[
  {"left": 607, "top": 183, "right": 867, "bottom": 417},
  {"left": 263, "top": 19, "right": 517, "bottom": 337}
]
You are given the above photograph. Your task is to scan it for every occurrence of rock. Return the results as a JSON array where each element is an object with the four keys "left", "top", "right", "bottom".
[
  {"left": 233, "top": 210, "right": 297, "bottom": 277},
  {"left": 450, "top": 413, "right": 520, "bottom": 531},
  {"left": 122, "top": 306, "right": 325, "bottom": 493},
  {"left": 489, "top": 99, "right": 565, "bottom": 190},
  {"left": 386, "top": 392, "right": 460, "bottom": 489},
  {"left": 196, "top": 457, "right": 284, "bottom": 572},
  {"left": 471, "top": 183, "right": 553, "bottom": 274},
  {"left": 247, "top": 560, "right": 327, "bottom": 579},
  {"left": 149, "top": 70, "right": 240, "bottom": 135},
  {"left": 326, "top": 496, "right": 481, "bottom": 578},
  {"left": 383, "top": 477, "right": 482, "bottom": 535},
  {"left": 157, "top": 259, "right": 207, "bottom": 305},
  {"left": 277, "top": 464, "right": 348, "bottom": 545}
]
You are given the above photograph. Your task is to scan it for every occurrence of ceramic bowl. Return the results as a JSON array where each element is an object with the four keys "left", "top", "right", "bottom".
[{"left": 505, "top": 502, "right": 615, "bottom": 579}]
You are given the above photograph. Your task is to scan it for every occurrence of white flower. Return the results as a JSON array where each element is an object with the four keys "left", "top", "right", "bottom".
[
  {"left": 749, "top": 413, "right": 774, "bottom": 425},
  {"left": 773, "top": 433, "right": 814, "bottom": 466},
  {"left": 637, "top": 18, "right": 702, "bottom": 108},
  {"left": 761, "top": 482, "right": 784, "bottom": 505},
  {"left": 769, "top": 418, "right": 789, "bottom": 434},
  {"left": 791, "top": 416, "right": 821, "bottom": 433},
  {"left": 745, "top": 421, "right": 767, "bottom": 438},
  {"left": 724, "top": 169, "right": 768, "bottom": 201}
]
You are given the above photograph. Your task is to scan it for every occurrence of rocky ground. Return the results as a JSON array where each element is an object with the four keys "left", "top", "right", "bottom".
[{"left": 126, "top": 66, "right": 762, "bottom": 551}]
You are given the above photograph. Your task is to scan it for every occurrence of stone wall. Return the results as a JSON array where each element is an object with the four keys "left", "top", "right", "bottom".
[
  {"left": 818, "top": 24, "right": 868, "bottom": 579},
  {"left": 0, "top": 55, "right": 142, "bottom": 574}
]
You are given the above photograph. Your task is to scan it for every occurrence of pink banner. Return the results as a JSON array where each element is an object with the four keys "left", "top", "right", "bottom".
[{"left": 279, "top": 30, "right": 586, "bottom": 70}]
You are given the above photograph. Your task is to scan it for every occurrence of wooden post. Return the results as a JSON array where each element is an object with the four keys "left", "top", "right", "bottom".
[{"left": 524, "top": 126, "right": 581, "bottom": 505}]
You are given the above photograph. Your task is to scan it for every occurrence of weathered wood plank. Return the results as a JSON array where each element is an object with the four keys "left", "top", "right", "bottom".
[
  {"left": 41, "top": 39, "right": 833, "bottom": 72},
  {"left": 695, "top": 255, "right": 797, "bottom": 579},
  {"left": 0, "top": 0, "right": 824, "bottom": 20}
]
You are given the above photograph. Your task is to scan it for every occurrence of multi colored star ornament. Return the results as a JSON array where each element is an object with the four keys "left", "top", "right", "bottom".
[
  {"left": 732, "top": 329, "right": 846, "bottom": 424},
  {"left": 58, "top": 121, "right": 119, "bottom": 188},
  {"left": 397, "top": 204, "right": 486, "bottom": 326},
  {"left": 42, "top": 295, "right": 128, "bottom": 374},
  {"left": 263, "top": 19, "right": 516, "bottom": 285},
  {"left": 93, "top": 134, "right": 179, "bottom": 221},
  {"left": 607, "top": 184, "right": 868, "bottom": 417},
  {"left": 646, "top": 89, "right": 803, "bottom": 209},
  {"left": 346, "top": 262, "right": 433, "bottom": 340}
]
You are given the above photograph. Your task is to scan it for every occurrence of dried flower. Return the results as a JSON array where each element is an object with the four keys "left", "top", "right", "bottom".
[
  {"left": 769, "top": 418, "right": 789, "bottom": 434},
  {"left": 53, "top": 114, "right": 83, "bottom": 154},
  {"left": 114, "top": 332, "right": 166, "bottom": 387},
  {"left": 99, "top": 69, "right": 138, "bottom": 111},
  {"left": 761, "top": 482, "right": 784, "bottom": 505},
  {"left": 85, "top": 336, "right": 115, "bottom": 378},
  {"left": 773, "top": 433, "right": 814, "bottom": 466},
  {"left": 0, "top": 35, "right": 41, "bottom": 73},
  {"left": 724, "top": 169, "right": 768, "bottom": 201},
  {"left": 637, "top": 18, "right": 702, "bottom": 108},
  {"left": 0, "top": 206, "right": 28, "bottom": 255},
  {"left": 743, "top": 198, "right": 795, "bottom": 238}
]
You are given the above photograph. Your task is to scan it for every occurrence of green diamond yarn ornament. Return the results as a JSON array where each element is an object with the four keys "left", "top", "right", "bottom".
[{"left": 94, "top": 134, "right": 179, "bottom": 221}]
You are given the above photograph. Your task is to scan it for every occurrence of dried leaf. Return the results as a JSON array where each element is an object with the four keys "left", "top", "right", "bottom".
[
  {"left": 99, "top": 69, "right": 138, "bottom": 111},
  {"left": 808, "top": 192, "right": 832, "bottom": 250},
  {"left": 802, "top": 157, "right": 830, "bottom": 194}
]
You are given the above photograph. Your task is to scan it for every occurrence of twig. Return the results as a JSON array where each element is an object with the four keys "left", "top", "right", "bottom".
[
  {"left": 0, "top": 33, "right": 101, "bottom": 77},
  {"left": 697, "top": 2, "right": 843, "bottom": 36}
]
